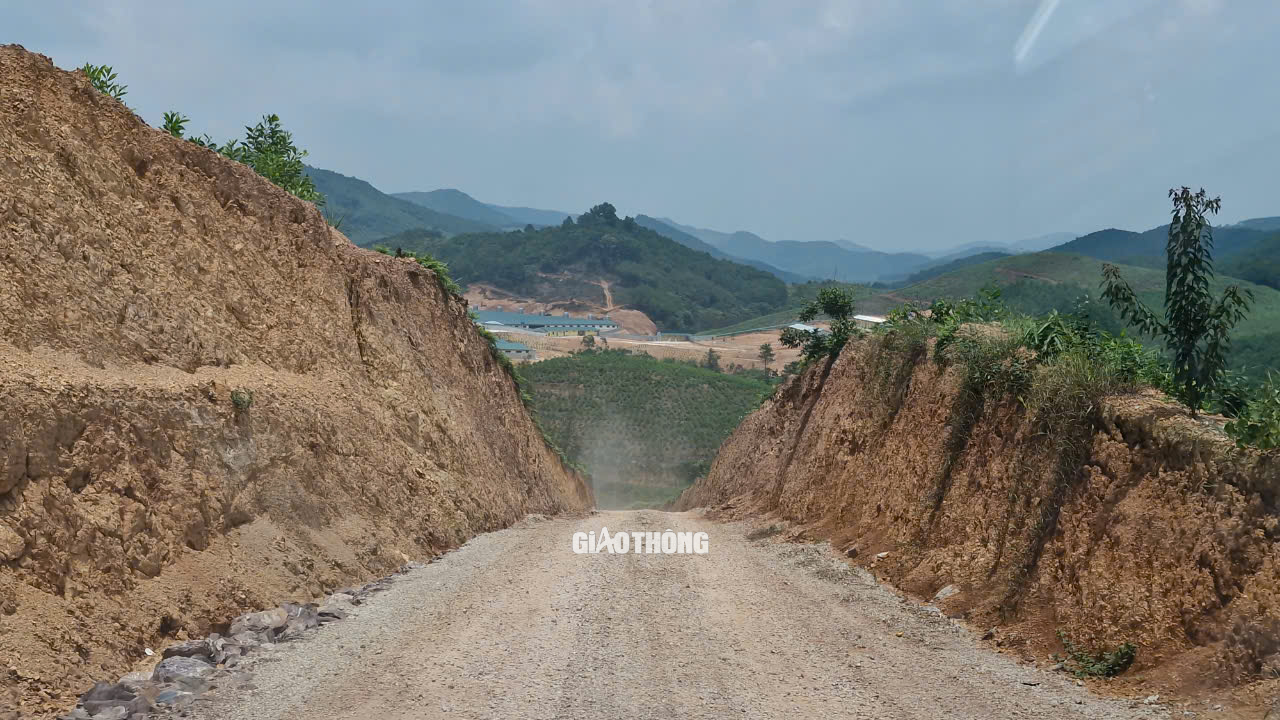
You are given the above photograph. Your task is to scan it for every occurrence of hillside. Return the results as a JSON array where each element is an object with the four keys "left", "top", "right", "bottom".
[
  {"left": 523, "top": 350, "right": 773, "bottom": 508},
  {"left": 862, "top": 252, "right": 1280, "bottom": 374},
  {"left": 888, "top": 250, "right": 1011, "bottom": 287},
  {"left": 675, "top": 332, "right": 1280, "bottom": 697},
  {"left": 659, "top": 218, "right": 933, "bottom": 283},
  {"left": 402, "top": 203, "right": 789, "bottom": 331},
  {"left": 0, "top": 46, "right": 591, "bottom": 717},
  {"left": 485, "top": 203, "right": 572, "bottom": 227},
  {"left": 393, "top": 188, "right": 521, "bottom": 228},
  {"left": 304, "top": 167, "right": 497, "bottom": 242},
  {"left": 1220, "top": 233, "right": 1280, "bottom": 291},
  {"left": 1049, "top": 222, "right": 1273, "bottom": 268},
  {"left": 634, "top": 215, "right": 814, "bottom": 283}
]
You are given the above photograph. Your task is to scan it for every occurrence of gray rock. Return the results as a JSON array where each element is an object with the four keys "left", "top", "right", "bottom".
[
  {"left": 933, "top": 584, "right": 960, "bottom": 602},
  {"left": 89, "top": 708, "right": 128, "bottom": 720},
  {"left": 154, "top": 689, "right": 196, "bottom": 709},
  {"left": 162, "top": 638, "right": 213, "bottom": 660},
  {"left": 116, "top": 671, "right": 152, "bottom": 692},
  {"left": 80, "top": 682, "right": 149, "bottom": 717},
  {"left": 844, "top": 547, "right": 858, "bottom": 558},
  {"left": 229, "top": 607, "right": 289, "bottom": 636},
  {"left": 151, "top": 655, "right": 215, "bottom": 684}
]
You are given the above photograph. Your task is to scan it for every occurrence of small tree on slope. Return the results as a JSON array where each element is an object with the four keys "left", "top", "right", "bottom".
[{"left": 1100, "top": 187, "right": 1252, "bottom": 414}]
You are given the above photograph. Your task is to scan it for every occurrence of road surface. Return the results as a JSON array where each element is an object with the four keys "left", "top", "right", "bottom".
[{"left": 187, "top": 511, "right": 1166, "bottom": 720}]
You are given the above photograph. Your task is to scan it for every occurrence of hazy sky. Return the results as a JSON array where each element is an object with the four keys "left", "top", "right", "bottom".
[{"left": 6, "top": 1, "right": 1279, "bottom": 251}]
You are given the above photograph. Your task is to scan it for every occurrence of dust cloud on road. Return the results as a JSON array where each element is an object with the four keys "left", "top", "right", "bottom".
[{"left": 187, "top": 511, "right": 1166, "bottom": 720}]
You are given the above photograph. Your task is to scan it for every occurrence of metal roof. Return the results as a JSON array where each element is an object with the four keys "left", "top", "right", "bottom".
[
  {"left": 495, "top": 339, "right": 532, "bottom": 351},
  {"left": 473, "top": 310, "right": 618, "bottom": 328}
]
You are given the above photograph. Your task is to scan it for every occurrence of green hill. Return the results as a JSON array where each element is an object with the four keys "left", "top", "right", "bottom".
[
  {"left": 393, "top": 189, "right": 523, "bottom": 228},
  {"left": 389, "top": 203, "right": 789, "bottom": 331},
  {"left": 1220, "top": 233, "right": 1280, "bottom": 291},
  {"left": 305, "top": 167, "right": 497, "bottom": 243},
  {"left": 1048, "top": 223, "right": 1272, "bottom": 268},
  {"left": 861, "top": 252, "right": 1280, "bottom": 375},
  {"left": 523, "top": 349, "right": 774, "bottom": 508},
  {"left": 890, "top": 251, "right": 1012, "bottom": 287}
]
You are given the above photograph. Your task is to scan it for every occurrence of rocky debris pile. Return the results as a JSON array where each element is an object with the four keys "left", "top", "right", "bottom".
[{"left": 59, "top": 565, "right": 422, "bottom": 719}]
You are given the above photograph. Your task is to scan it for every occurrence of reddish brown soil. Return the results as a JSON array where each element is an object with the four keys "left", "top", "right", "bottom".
[
  {"left": 676, "top": 335, "right": 1280, "bottom": 715},
  {"left": 0, "top": 45, "right": 591, "bottom": 718}
]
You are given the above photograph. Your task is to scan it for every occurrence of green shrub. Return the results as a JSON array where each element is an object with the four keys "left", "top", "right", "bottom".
[
  {"left": 1101, "top": 187, "right": 1253, "bottom": 414},
  {"left": 80, "top": 63, "right": 127, "bottom": 102},
  {"left": 779, "top": 287, "right": 863, "bottom": 363},
  {"left": 230, "top": 388, "right": 254, "bottom": 412},
  {"left": 1224, "top": 373, "right": 1280, "bottom": 449},
  {"left": 1054, "top": 630, "right": 1137, "bottom": 678}
]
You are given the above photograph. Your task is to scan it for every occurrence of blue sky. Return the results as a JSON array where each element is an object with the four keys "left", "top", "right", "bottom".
[{"left": 5, "top": 0, "right": 1278, "bottom": 251}]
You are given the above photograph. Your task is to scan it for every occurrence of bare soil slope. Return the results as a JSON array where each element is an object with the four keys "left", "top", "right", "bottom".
[
  {"left": 676, "top": 335, "right": 1280, "bottom": 709},
  {"left": 0, "top": 46, "right": 590, "bottom": 717}
]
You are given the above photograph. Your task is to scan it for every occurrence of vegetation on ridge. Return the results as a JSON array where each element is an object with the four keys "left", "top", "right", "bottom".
[
  {"left": 1101, "top": 187, "right": 1253, "bottom": 414},
  {"left": 389, "top": 202, "right": 789, "bottom": 331}
]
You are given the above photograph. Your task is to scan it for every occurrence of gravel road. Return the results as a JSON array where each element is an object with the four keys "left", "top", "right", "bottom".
[{"left": 185, "top": 510, "right": 1167, "bottom": 720}]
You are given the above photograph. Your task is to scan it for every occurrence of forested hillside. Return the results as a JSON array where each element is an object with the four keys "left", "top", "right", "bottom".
[
  {"left": 523, "top": 350, "right": 774, "bottom": 508},
  {"left": 394, "top": 188, "right": 521, "bottom": 227},
  {"left": 305, "top": 167, "right": 497, "bottom": 243},
  {"left": 1221, "top": 234, "right": 1280, "bottom": 291},
  {"left": 398, "top": 203, "right": 788, "bottom": 330},
  {"left": 1048, "top": 223, "right": 1273, "bottom": 269}
]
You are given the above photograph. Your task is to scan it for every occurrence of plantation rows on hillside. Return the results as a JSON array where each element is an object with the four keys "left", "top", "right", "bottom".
[{"left": 522, "top": 349, "right": 775, "bottom": 508}]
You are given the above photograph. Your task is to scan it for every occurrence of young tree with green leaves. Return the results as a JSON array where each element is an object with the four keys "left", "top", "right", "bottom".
[
  {"left": 1101, "top": 187, "right": 1253, "bottom": 414},
  {"left": 80, "top": 63, "right": 127, "bottom": 103},
  {"left": 758, "top": 342, "right": 775, "bottom": 365},
  {"left": 702, "top": 348, "right": 722, "bottom": 372},
  {"left": 779, "top": 287, "right": 861, "bottom": 363}
]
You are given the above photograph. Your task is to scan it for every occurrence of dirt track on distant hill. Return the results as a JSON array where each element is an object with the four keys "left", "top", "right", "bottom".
[{"left": 185, "top": 512, "right": 1165, "bottom": 720}]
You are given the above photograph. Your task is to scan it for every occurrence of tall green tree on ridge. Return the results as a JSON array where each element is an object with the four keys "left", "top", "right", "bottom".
[{"left": 1101, "top": 187, "right": 1253, "bottom": 414}]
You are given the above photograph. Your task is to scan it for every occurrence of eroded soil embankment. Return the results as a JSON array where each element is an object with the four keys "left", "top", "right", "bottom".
[
  {"left": 0, "top": 44, "right": 590, "bottom": 717},
  {"left": 676, "top": 335, "right": 1280, "bottom": 704}
]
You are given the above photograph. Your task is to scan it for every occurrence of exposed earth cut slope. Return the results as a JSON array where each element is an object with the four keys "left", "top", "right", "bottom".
[
  {"left": 0, "top": 45, "right": 591, "bottom": 716},
  {"left": 676, "top": 335, "right": 1280, "bottom": 700}
]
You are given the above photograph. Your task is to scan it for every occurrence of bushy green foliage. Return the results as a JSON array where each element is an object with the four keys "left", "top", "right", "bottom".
[
  {"left": 1101, "top": 188, "right": 1253, "bottom": 414},
  {"left": 230, "top": 388, "right": 254, "bottom": 412},
  {"left": 1054, "top": 630, "right": 1137, "bottom": 678},
  {"left": 521, "top": 350, "right": 776, "bottom": 507},
  {"left": 165, "top": 110, "right": 323, "bottom": 205},
  {"left": 758, "top": 343, "right": 775, "bottom": 364},
  {"left": 1224, "top": 372, "right": 1280, "bottom": 449},
  {"left": 779, "top": 287, "right": 862, "bottom": 363},
  {"left": 80, "top": 63, "right": 127, "bottom": 103},
  {"left": 386, "top": 204, "right": 788, "bottom": 331}
]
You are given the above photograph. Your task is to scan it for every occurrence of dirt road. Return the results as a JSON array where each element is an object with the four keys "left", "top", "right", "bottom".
[{"left": 186, "top": 511, "right": 1166, "bottom": 720}]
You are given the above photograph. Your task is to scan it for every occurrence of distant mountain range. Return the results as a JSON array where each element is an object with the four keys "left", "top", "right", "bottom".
[
  {"left": 306, "top": 165, "right": 1278, "bottom": 292},
  {"left": 305, "top": 168, "right": 497, "bottom": 243},
  {"left": 656, "top": 218, "right": 935, "bottom": 284}
]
